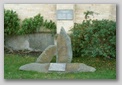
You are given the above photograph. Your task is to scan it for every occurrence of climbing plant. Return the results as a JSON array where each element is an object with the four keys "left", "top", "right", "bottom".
[{"left": 84, "top": 10, "right": 99, "bottom": 19}]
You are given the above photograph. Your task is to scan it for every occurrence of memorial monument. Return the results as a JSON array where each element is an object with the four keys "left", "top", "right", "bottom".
[
  {"left": 19, "top": 4, "right": 95, "bottom": 73},
  {"left": 19, "top": 27, "right": 96, "bottom": 73}
]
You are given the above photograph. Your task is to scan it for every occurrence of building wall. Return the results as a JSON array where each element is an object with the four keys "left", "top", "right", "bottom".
[
  {"left": 4, "top": 4, "right": 116, "bottom": 51},
  {"left": 56, "top": 4, "right": 74, "bottom": 33},
  {"left": 4, "top": 4, "right": 116, "bottom": 22},
  {"left": 4, "top": 4, "right": 56, "bottom": 22},
  {"left": 75, "top": 4, "right": 116, "bottom": 23}
]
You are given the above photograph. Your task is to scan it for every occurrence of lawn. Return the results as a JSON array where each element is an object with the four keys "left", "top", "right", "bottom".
[{"left": 4, "top": 53, "right": 116, "bottom": 79}]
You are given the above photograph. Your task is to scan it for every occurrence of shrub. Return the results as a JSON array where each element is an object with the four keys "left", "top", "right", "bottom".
[
  {"left": 4, "top": 9, "right": 20, "bottom": 36},
  {"left": 19, "top": 14, "right": 44, "bottom": 34},
  {"left": 43, "top": 20, "right": 56, "bottom": 35},
  {"left": 4, "top": 9, "right": 56, "bottom": 35},
  {"left": 19, "top": 14, "right": 56, "bottom": 35},
  {"left": 70, "top": 19, "right": 116, "bottom": 58}
]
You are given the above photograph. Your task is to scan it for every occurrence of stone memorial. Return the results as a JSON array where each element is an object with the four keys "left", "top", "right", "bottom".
[
  {"left": 36, "top": 45, "right": 56, "bottom": 63},
  {"left": 19, "top": 27, "right": 96, "bottom": 73},
  {"left": 19, "top": 63, "right": 49, "bottom": 73},
  {"left": 19, "top": 63, "right": 96, "bottom": 73},
  {"left": 56, "top": 27, "right": 72, "bottom": 63},
  {"left": 48, "top": 63, "right": 66, "bottom": 71}
]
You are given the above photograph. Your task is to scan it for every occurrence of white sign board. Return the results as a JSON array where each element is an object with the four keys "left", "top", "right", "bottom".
[
  {"left": 57, "top": 10, "right": 73, "bottom": 20},
  {"left": 48, "top": 63, "right": 66, "bottom": 71}
]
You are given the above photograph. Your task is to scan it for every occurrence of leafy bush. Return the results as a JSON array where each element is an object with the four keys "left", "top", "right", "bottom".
[
  {"left": 43, "top": 20, "right": 56, "bottom": 35},
  {"left": 19, "top": 14, "right": 44, "bottom": 34},
  {"left": 19, "top": 14, "right": 56, "bottom": 35},
  {"left": 4, "top": 9, "right": 20, "bottom": 36},
  {"left": 4, "top": 9, "right": 56, "bottom": 35},
  {"left": 70, "top": 19, "right": 116, "bottom": 58}
]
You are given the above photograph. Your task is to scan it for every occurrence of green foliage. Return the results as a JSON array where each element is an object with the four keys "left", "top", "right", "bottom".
[
  {"left": 18, "top": 14, "right": 56, "bottom": 35},
  {"left": 84, "top": 11, "right": 94, "bottom": 19},
  {"left": 83, "top": 10, "right": 99, "bottom": 19},
  {"left": 4, "top": 9, "right": 56, "bottom": 36},
  {"left": 70, "top": 19, "right": 116, "bottom": 58},
  {"left": 43, "top": 20, "right": 56, "bottom": 35},
  {"left": 4, "top": 9, "right": 20, "bottom": 36},
  {"left": 19, "top": 14, "right": 44, "bottom": 34}
]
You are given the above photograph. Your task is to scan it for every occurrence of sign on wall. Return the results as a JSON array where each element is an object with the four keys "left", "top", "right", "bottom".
[{"left": 57, "top": 10, "right": 73, "bottom": 20}]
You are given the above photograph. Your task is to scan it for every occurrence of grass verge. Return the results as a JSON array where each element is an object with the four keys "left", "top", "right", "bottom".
[{"left": 4, "top": 54, "right": 116, "bottom": 79}]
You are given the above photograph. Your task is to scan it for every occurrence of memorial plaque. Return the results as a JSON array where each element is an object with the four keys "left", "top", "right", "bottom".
[
  {"left": 57, "top": 10, "right": 73, "bottom": 20},
  {"left": 48, "top": 63, "right": 66, "bottom": 71}
]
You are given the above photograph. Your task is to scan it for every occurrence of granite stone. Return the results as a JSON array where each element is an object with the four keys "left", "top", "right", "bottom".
[
  {"left": 36, "top": 45, "right": 56, "bottom": 63},
  {"left": 56, "top": 27, "right": 72, "bottom": 63},
  {"left": 19, "top": 63, "right": 96, "bottom": 73},
  {"left": 19, "top": 63, "right": 49, "bottom": 73}
]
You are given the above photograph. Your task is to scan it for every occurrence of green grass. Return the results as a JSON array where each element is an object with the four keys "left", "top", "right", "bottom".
[{"left": 4, "top": 54, "right": 116, "bottom": 79}]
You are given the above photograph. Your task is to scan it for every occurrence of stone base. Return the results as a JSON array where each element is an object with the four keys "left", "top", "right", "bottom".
[{"left": 19, "top": 63, "right": 96, "bottom": 73}]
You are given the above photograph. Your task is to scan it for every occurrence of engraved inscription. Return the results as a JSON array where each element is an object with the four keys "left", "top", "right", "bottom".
[
  {"left": 48, "top": 63, "right": 66, "bottom": 71},
  {"left": 57, "top": 10, "right": 73, "bottom": 20}
]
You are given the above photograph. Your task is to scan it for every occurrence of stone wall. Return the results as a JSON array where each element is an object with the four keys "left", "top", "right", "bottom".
[{"left": 5, "top": 33, "right": 54, "bottom": 51}]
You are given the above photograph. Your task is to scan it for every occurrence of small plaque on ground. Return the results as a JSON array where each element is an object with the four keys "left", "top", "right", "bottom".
[{"left": 48, "top": 63, "right": 66, "bottom": 71}]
